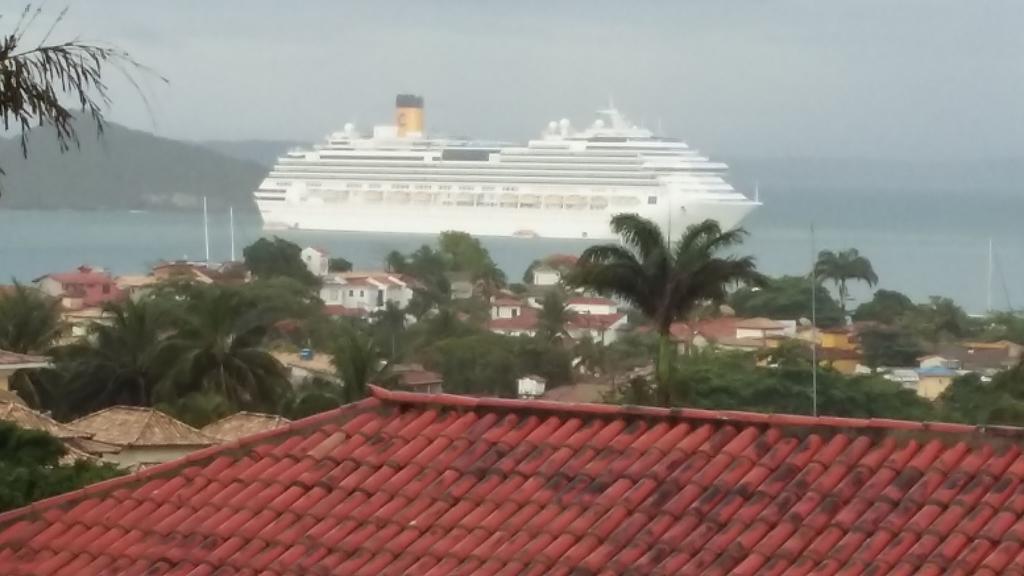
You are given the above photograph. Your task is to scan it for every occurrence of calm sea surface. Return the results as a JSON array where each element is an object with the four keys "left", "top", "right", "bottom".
[{"left": 1, "top": 189, "right": 1021, "bottom": 315}]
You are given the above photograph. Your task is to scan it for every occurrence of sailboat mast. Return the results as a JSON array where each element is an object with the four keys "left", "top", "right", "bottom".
[
  {"left": 203, "top": 196, "right": 210, "bottom": 263},
  {"left": 230, "top": 206, "right": 236, "bottom": 262}
]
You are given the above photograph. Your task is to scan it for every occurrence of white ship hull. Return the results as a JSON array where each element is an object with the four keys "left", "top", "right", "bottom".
[
  {"left": 257, "top": 199, "right": 759, "bottom": 239},
  {"left": 254, "top": 99, "right": 761, "bottom": 239}
]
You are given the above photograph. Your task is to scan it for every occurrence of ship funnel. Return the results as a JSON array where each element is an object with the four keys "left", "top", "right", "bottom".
[{"left": 395, "top": 94, "right": 424, "bottom": 137}]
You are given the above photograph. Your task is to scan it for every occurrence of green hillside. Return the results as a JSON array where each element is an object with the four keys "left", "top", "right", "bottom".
[{"left": 0, "top": 121, "right": 267, "bottom": 212}]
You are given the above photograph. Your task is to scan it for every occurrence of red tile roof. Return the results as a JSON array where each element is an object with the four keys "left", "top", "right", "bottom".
[
  {"left": 487, "top": 307, "right": 539, "bottom": 332},
  {"left": 3, "top": 387, "right": 1024, "bottom": 574},
  {"left": 323, "top": 304, "right": 368, "bottom": 318},
  {"left": 567, "top": 296, "right": 617, "bottom": 306},
  {"left": 567, "top": 312, "right": 626, "bottom": 331}
]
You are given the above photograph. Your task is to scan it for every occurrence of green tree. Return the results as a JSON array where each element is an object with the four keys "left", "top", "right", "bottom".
[
  {"left": 537, "top": 290, "right": 572, "bottom": 343},
  {"left": 614, "top": 349, "right": 936, "bottom": 420},
  {"left": 0, "top": 6, "right": 152, "bottom": 183},
  {"left": 858, "top": 325, "right": 925, "bottom": 371},
  {"left": 978, "top": 312, "right": 1024, "bottom": 344},
  {"left": 332, "top": 326, "right": 382, "bottom": 403},
  {"left": 729, "top": 276, "right": 843, "bottom": 328},
  {"left": 160, "top": 286, "right": 290, "bottom": 417},
  {"left": 420, "top": 333, "right": 519, "bottom": 397},
  {"left": 903, "top": 296, "right": 976, "bottom": 344},
  {"left": 939, "top": 366, "right": 1024, "bottom": 425},
  {"left": 328, "top": 257, "right": 353, "bottom": 273},
  {"left": 242, "top": 237, "right": 319, "bottom": 286},
  {"left": 853, "top": 289, "right": 916, "bottom": 324},
  {"left": 0, "top": 283, "right": 62, "bottom": 406},
  {"left": 0, "top": 283, "right": 62, "bottom": 353},
  {"left": 814, "top": 248, "right": 879, "bottom": 320},
  {"left": 53, "top": 299, "right": 172, "bottom": 420},
  {"left": 567, "top": 215, "right": 764, "bottom": 402},
  {"left": 371, "top": 301, "right": 406, "bottom": 360},
  {"left": 0, "top": 421, "right": 122, "bottom": 513}
]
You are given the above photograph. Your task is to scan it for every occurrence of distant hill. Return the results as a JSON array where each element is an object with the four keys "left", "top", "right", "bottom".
[
  {"left": 198, "top": 139, "right": 302, "bottom": 168},
  {"left": 0, "top": 121, "right": 268, "bottom": 212}
]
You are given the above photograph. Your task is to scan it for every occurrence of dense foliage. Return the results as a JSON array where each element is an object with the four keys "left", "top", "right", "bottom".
[
  {"left": 729, "top": 275, "right": 843, "bottom": 328},
  {"left": 243, "top": 236, "right": 319, "bottom": 286},
  {"left": 0, "top": 421, "right": 122, "bottom": 513}
]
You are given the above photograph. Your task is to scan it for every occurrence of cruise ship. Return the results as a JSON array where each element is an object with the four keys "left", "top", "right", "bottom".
[{"left": 254, "top": 95, "right": 759, "bottom": 239}]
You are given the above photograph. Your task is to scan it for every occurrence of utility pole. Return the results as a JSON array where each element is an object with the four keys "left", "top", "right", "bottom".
[{"left": 810, "top": 223, "right": 818, "bottom": 417}]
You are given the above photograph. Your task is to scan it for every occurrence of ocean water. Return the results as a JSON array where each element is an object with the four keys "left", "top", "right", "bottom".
[{"left": 1, "top": 192, "right": 1021, "bottom": 315}]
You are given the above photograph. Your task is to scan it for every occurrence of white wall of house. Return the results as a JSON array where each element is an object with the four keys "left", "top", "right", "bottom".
[
  {"left": 301, "top": 247, "right": 330, "bottom": 277},
  {"left": 35, "top": 277, "right": 64, "bottom": 298},
  {"left": 517, "top": 375, "right": 547, "bottom": 398},
  {"left": 567, "top": 300, "right": 618, "bottom": 316},
  {"left": 567, "top": 316, "right": 627, "bottom": 346},
  {"left": 491, "top": 304, "right": 523, "bottom": 320},
  {"left": 100, "top": 446, "right": 203, "bottom": 470},
  {"left": 532, "top": 267, "right": 562, "bottom": 286},
  {"left": 320, "top": 276, "right": 413, "bottom": 313},
  {"left": 919, "top": 356, "right": 960, "bottom": 370}
]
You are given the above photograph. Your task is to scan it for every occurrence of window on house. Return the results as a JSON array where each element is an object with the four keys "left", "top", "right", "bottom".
[
  {"left": 359, "top": 290, "right": 365, "bottom": 297},
  {"left": 648, "top": 196, "right": 658, "bottom": 205},
  {"left": 348, "top": 290, "right": 354, "bottom": 297},
  {"left": 377, "top": 292, "right": 384, "bottom": 307},
  {"left": 512, "top": 308, "right": 519, "bottom": 318}
]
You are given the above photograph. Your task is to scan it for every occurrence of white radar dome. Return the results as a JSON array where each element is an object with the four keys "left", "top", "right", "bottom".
[
  {"left": 593, "top": 119, "right": 605, "bottom": 129},
  {"left": 344, "top": 122, "right": 355, "bottom": 133}
]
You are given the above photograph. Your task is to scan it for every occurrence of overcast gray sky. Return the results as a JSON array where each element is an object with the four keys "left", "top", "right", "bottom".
[{"left": 11, "top": 0, "right": 1024, "bottom": 157}]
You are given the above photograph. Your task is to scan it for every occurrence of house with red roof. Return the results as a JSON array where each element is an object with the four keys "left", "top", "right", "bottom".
[
  {"left": 490, "top": 296, "right": 527, "bottom": 320},
  {"left": 301, "top": 246, "right": 330, "bottom": 277},
  {"left": 2, "top": 386, "right": 1024, "bottom": 574},
  {"left": 566, "top": 295, "right": 618, "bottom": 316},
  {"left": 320, "top": 272, "right": 414, "bottom": 314},
  {"left": 567, "top": 312, "right": 628, "bottom": 345},
  {"left": 33, "top": 266, "right": 123, "bottom": 309},
  {"left": 487, "top": 306, "right": 540, "bottom": 337}
]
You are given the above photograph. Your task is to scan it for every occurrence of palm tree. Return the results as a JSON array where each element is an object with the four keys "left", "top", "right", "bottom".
[
  {"left": 0, "top": 283, "right": 62, "bottom": 407},
  {"left": 332, "top": 326, "right": 382, "bottom": 403},
  {"left": 0, "top": 6, "right": 155, "bottom": 183},
  {"left": 567, "top": 215, "right": 764, "bottom": 403},
  {"left": 537, "top": 290, "right": 572, "bottom": 343},
  {"left": 0, "top": 283, "right": 62, "bottom": 353},
  {"left": 371, "top": 301, "right": 406, "bottom": 359},
  {"left": 814, "top": 248, "right": 878, "bottom": 320},
  {"left": 54, "top": 299, "right": 171, "bottom": 419},
  {"left": 160, "top": 286, "right": 290, "bottom": 413}
]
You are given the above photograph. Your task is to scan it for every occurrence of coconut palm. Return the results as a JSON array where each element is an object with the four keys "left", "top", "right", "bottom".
[
  {"left": 332, "top": 326, "right": 382, "bottom": 403},
  {"left": 53, "top": 299, "right": 172, "bottom": 419},
  {"left": 0, "top": 283, "right": 62, "bottom": 407},
  {"left": 371, "top": 301, "right": 406, "bottom": 360},
  {"left": 0, "top": 6, "right": 154, "bottom": 183},
  {"left": 567, "top": 215, "right": 764, "bottom": 403},
  {"left": 537, "top": 290, "right": 572, "bottom": 343},
  {"left": 814, "top": 248, "right": 879, "bottom": 320},
  {"left": 159, "top": 286, "right": 290, "bottom": 413}
]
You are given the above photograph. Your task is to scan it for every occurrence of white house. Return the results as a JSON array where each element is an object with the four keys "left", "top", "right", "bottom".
[
  {"left": 491, "top": 297, "right": 525, "bottom": 320},
  {"left": 566, "top": 313, "right": 628, "bottom": 345},
  {"left": 301, "top": 247, "right": 330, "bottom": 277},
  {"left": 320, "top": 272, "right": 414, "bottom": 313},
  {"left": 531, "top": 265, "right": 563, "bottom": 287},
  {"left": 517, "top": 375, "right": 547, "bottom": 398},
  {"left": 734, "top": 318, "right": 795, "bottom": 340},
  {"left": 566, "top": 296, "right": 618, "bottom": 316}
]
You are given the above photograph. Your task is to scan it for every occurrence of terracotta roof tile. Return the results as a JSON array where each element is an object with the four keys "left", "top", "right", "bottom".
[
  {"left": 3, "top": 389, "right": 1024, "bottom": 573},
  {"left": 199, "top": 412, "right": 290, "bottom": 442},
  {"left": 68, "top": 406, "right": 217, "bottom": 447}
]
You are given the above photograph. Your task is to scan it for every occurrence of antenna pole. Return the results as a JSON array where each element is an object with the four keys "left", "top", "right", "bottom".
[
  {"left": 755, "top": 180, "right": 760, "bottom": 203},
  {"left": 987, "top": 237, "right": 993, "bottom": 313},
  {"left": 810, "top": 223, "right": 818, "bottom": 417},
  {"left": 230, "top": 206, "right": 236, "bottom": 262},
  {"left": 203, "top": 197, "right": 210, "bottom": 263}
]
